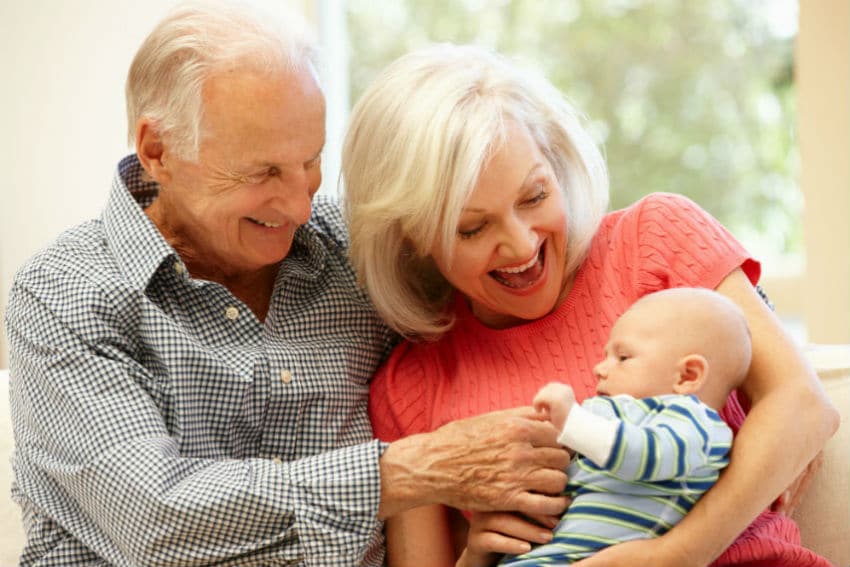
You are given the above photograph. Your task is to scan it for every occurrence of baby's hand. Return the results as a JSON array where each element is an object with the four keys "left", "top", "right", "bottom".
[{"left": 533, "top": 383, "right": 576, "bottom": 432}]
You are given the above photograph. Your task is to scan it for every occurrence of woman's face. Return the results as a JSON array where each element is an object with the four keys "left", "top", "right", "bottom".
[{"left": 431, "top": 121, "right": 569, "bottom": 328}]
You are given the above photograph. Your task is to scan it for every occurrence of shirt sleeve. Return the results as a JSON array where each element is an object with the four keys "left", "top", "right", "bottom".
[
  {"left": 587, "top": 396, "right": 733, "bottom": 483},
  {"left": 629, "top": 193, "right": 761, "bottom": 294},
  {"left": 6, "top": 270, "right": 383, "bottom": 566}
]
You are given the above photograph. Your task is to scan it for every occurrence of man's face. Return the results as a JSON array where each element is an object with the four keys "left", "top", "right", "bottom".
[{"left": 155, "top": 64, "right": 326, "bottom": 277}]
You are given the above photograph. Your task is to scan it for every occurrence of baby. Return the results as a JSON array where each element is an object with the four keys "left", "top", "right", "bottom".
[{"left": 501, "top": 287, "right": 753, "bottom": 565}]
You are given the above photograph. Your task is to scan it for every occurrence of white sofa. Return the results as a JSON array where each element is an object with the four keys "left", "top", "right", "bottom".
[{"left": 1, "top": 346, "right": 849, "bottom": 566}]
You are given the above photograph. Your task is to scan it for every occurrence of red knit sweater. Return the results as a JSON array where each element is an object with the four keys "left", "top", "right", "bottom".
[{"left": 369, "top": 193, "right": 830, "bottom": 567}]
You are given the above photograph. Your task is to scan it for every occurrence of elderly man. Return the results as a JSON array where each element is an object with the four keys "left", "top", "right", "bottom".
[{"left": 5, "top": 2, "right": 568, "bottom": 566}]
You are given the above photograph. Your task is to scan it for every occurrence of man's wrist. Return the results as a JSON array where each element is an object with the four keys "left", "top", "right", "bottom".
[{"left": 377, "top": 433, "right": 432, "bottom": 519}]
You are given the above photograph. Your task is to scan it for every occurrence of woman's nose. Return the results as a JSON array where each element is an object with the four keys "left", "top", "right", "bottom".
[{"left": 497, "top": 216, "right": 537, "bottom": 259}]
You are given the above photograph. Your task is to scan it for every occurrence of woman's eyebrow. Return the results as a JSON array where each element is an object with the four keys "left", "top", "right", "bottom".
[{"left": 462, "top": 162, "right": 547, "bottom": 213}]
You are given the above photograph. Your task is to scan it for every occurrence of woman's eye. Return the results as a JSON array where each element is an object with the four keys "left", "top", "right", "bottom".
[
  {"left": 524, "top": 187, "right": 550, "bottom": 206},
  {"left": 458, "top": 224, "right": 485, "bottom": 239},
  {"left": 618, "top": 355, "right": 630, "bottom": 362}
]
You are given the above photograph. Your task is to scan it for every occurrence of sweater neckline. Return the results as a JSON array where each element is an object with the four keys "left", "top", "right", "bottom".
[{"left": 452, "top": 261, "right": 587, "bottom": 338}]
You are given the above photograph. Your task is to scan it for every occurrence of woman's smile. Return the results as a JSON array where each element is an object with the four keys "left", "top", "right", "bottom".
[{"left": 489, "top": 245, "right": 546, "bottom": 290}]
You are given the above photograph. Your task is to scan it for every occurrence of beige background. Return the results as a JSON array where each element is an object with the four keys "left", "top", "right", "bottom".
[
  {"left": 0, "top": 3, "right": 847, "bottom": 364},
  {"left": 0, "top": 3, "right": 846, "bottom": 563}
]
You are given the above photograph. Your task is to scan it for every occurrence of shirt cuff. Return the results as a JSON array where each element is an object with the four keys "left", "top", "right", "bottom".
[
  {"left": 557, "top": 403, "right": 619, "bottom": 467},
  {"left": 289, "top": 439, "right": 385, "bottom": 565}
]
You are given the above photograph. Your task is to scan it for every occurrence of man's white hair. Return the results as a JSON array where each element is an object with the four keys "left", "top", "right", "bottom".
[{"left": 125, "top": 0, "right": 317, "bottom": 160}]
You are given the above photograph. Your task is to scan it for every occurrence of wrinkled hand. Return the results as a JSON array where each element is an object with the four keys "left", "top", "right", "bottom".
[
  {"left": 533, "top": 382, "right": 576, "bottom": 431},
  {"left": 771, "top": 450, "right": 823, "bottom": 516},
  {"left": 388, "top": 407, "right": 570, "bottom": 518},
  {"left": 457, "top": 511, "right": 562, "bottom": 567}
]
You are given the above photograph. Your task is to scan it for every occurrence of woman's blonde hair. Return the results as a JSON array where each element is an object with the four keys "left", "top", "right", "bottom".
[
  {"left": 343, "top": 44, "right": 609, "bottom": 339},
  {"left": 125, "top": 0, "right": 317, "bottom": 160}
]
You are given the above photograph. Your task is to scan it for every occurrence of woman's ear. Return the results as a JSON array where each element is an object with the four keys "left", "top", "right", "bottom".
[
  {"left": 135, "top": 118, "right": 171, "bottom": 184},
  {"left": 674, "top": 354, "right": 708, "bottom": 395}
]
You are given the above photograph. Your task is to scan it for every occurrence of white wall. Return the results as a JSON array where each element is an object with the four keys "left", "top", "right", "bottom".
[
  {"left": 798, "top": 0, "right": 850, "bottom": 344},
  {"left": 0, "top": 1, "right": 184, "bottom": 366}
]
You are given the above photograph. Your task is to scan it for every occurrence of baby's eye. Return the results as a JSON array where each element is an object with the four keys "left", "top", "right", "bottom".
[{"left": 618, "top": 354, "right": 630, "bottom": 362}]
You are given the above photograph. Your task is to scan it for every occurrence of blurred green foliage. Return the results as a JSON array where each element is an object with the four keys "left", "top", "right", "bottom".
[{"left": 346, "top": 0, "right": 801, "bottom": 260}]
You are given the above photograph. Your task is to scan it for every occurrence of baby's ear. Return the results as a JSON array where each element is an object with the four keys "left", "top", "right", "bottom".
[{"left": 674, "top": 354, "right": 708, "bottom": 395}]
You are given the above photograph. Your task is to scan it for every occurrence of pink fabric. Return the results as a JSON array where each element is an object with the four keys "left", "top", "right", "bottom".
[{"left": 369, "top": 193, "right": 830, "bottom": 567}]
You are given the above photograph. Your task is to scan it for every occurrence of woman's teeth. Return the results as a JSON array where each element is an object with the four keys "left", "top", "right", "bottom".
[
  {"left": 489, "top": 249, "right": 545, "bottom": 289},
  {"left": 494, "top": 251, "right": 540, "bottom": 274}
]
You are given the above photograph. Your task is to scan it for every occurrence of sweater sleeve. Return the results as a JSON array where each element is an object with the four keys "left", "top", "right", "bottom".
[
  {"left": 627, "top": 193, "right": 760, "bottom": 295},
  {"left": 369, "top": 342, "right": 439, "bottom": 442}
]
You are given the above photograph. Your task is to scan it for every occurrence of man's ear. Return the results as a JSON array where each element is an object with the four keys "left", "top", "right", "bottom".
[
  {"left": 673, "top": 354, "right": 708, "bottom": 395},
  {"left": 135, "top": 118, "right": 171, "bottom": 184}
]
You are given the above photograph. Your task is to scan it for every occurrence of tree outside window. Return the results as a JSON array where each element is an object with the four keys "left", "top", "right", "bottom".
[{"left": 347, "top": 0, "right": 801, "bottom": 271}]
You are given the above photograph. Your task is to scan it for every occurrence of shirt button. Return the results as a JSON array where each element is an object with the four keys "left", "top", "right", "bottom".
[
  {"left": 224, "top": 306, "right": 239, "bottom": 320},
  {"left": 272, "top": 457, "right": 283, "bottom": 465},
  {"left": 280, "top": 370, "right": 293, "bottom": 384},
  {"left": 173, "top": 262, "right": 184, "bottom": 275}
]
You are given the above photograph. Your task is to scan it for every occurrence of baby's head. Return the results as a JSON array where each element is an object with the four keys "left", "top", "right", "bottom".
[{"left": 594, "top": 288, "right": 752, "bottom": 409}]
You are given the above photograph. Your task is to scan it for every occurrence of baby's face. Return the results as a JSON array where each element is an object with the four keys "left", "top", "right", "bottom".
[{"left": 594, "top": 304, "right": 682, "bottom": 398}]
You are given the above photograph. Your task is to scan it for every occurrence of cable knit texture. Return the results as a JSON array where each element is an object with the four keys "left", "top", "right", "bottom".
[{"left": 369, "top": 193, "right": 830, "bottom": 567}]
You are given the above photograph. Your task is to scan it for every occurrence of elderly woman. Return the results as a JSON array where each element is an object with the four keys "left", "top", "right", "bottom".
[{"left": 342, "top": 44, "right": 838, "bottom": 567}]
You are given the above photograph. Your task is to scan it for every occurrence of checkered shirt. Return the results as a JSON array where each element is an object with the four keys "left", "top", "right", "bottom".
[{"left": 5, "top": 155, "right": 398, "bottom": 566}]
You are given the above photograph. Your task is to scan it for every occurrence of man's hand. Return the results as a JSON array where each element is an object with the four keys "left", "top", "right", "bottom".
[{"left": 379, "top": 407, "right": 570, "bottom": 519}]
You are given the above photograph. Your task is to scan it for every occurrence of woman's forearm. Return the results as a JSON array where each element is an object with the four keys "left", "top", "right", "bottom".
[
  {"left": 659, "top": 269, "right": 840, "bottom": 565},
  {"left": 664, "top": 382, "right": 837, "bottom": 565}
]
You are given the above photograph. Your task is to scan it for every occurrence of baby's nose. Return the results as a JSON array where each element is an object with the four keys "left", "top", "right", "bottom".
[{"left": 593, "top": 359, "right": 607, "bottom": 379}]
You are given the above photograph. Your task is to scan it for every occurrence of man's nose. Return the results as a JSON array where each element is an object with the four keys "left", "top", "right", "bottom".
[{"left": 277, "top": 169, "right": 318, "bottom": 225}]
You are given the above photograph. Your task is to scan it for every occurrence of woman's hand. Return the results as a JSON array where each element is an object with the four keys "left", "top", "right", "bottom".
[
  {"left": 456, "top": 511, "right": 561, "bottom": 567},
  {"left": 572, "top": 535, "right": 697, "bottom": 567},
  {"left": 771, "top": 451, "right": 823, "bottom": 516}
]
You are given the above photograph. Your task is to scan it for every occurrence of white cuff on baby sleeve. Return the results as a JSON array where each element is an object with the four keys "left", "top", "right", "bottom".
[{"left": 557, "top": 404, "right": 620, "bottom": 467}]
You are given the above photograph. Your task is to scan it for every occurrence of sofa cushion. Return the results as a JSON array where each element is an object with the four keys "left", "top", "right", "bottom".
[{"left": 793, "top": 344, "right": 850, "bottom": 566}]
